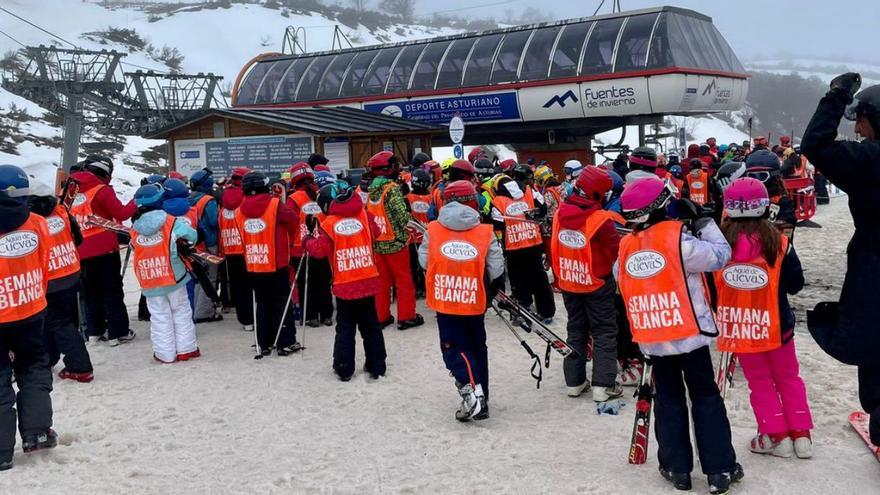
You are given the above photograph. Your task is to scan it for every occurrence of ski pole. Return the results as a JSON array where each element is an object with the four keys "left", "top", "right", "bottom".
[
  {"left": 252, "top": 290, "right": 263, "bottom": 360},
  {"left": 492, "top": 303, "right": 542, "bottom": 389},
  {"left": 301, "top": 252, "right": 310, "bottom": 327},
  {"left": 273, "top": 255, "right": 308, "bottom": 350},
  {"left": 120, "top": 242, "right": 132, "bottom": 278}
]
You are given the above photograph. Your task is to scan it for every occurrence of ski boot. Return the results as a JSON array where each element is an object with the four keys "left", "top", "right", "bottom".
[
  {"left": 708, "top": 463, "right": 744, "bottom": 495},
  {"left": 177, "top": 349, "right": 201, "bottom": 361},
  {"left": 397, "top": 314, "right": 425, "bottom": 330},
  {"left": 454, "top": 382, "right": 483, "bottom": 422},
  {"left": 363, "top": 364, "right": 384, "bottom": 380},
  {"left": 377, "top": 317, "right": 395, "bottom": 330},
  {"left": 473, "top": 395, "right": 489, "bottom": 420},
  {"left": 305, "top": 319, "right": 321, "bottom": 328},
  {"left": 321, "top": 317, "right": 334, "bottom": 327},
  {"left": 22, "top": 429, "right": 58, "bottom": 454},
  {"left": 660, "top": 467, "right": 692, "bottom": 491},
  {"left": 749, "top": 433, "right": 793, "bottom": 458},
  {"left": 592, "top": 383, "right": 624, "bottom": 402},
  {"left": 58, "top": 369, "right": 94, "bottom": 383},
  {"left": 242, "top": 324, "right": 254, "bottom": 332},
  {"left": 276, "top": 342, "right": 304, "bottom": 356},
  {"left": 0, "top": 452, "right": 11, "bottom": 471},
  {"left": 790, "top": 430, "right": 813, "bottom": 459},
  {"left": 566, "top": 380, "right": 591, "bottom": 398},
  {"left": 617, "top": 359, "right": 643, "bottom": 387}
]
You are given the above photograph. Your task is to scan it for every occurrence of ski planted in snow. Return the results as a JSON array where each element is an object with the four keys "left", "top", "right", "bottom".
[
  {"left": 628, "top": 361, "right": 655, "bottom": 465},
  {"left": 716, "top": 351, "right": 737, "bottom": 399},
  {"left": 86, "top": 215, "right": 224, "bottom": 265},
  {"left": 495, "top": 291, "right": 577, "bottom": 359},
  {"left": 849, "top": 411, "right": 880, "bottom": 463}
]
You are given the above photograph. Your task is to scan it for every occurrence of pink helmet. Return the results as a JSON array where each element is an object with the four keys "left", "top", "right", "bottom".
[
  {"left": 621, "top": 176, "right": 673, "bottom": 224},
  {"left": 723, "top": 177, "right": 770, "bottom": 219}
]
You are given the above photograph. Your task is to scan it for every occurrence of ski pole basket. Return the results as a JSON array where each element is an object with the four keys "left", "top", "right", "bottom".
[{"left": 783, "top": 177, "right": 816, "bottom": 222}]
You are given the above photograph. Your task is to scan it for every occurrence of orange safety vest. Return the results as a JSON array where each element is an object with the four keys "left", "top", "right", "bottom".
[
  {"left": 45, "top": 205, "right": 81, "bottom": 281},
  {"left": 686, "top": 171, "right": 709, "bottom": 205},
  {"left": 617, "top": 221, "right": 703, "bottom": 344},
  {"left": 550, "top": 210, "right": 623, "bottom": 294},
  {"left": 218, "top": 207, "right": 244, "bottom": 256},
  {"left": 0, "top": 213, "right": 49, "bottom": 322},
  {"left": 366, "top": 183, "right": 397, "bottom": 243},
  {"left": 426, "top": 222, "right": 493, "bottom": 316},
  {"left": 180, "top": 207, "right": 199, "bottom": 231},
  {"left": 69, "top": 185, "right": 105, "bottom": 239},
  {"left": 132, "top": 215, "right": 179, "bottom": 290},
  {"left": 714, "top": 237, "right": 788, "bottom": 353},
  {"left": 407, "top": 193, "right": 432, "bottom": 225},
  {"left": 289, "top": 190, "right": 325, "bottom": 247},
  {"left": 320, "top": 210, "right": 379, "bottom": 284},
  {"left": 793, "top": 156, "right": 808, "bottom": 179},
  {"left": 671, "top": 178, "right": 685, "bottom": 199},
  {"left": 431, "top": 185, "right": 445, "bottom": 213},
  {"left": 236, "top": 197, "right": 279, "bottom": 273},
  {"left": 492, "top": 190, "right": 542, "bottom": 251}
]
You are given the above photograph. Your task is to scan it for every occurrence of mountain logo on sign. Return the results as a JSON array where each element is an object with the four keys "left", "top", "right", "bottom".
[
  {"left": 381, "top": 105, "right": 403, "bottom": 117},
  {"left": 543, "top": 90, "right": 579, "bottom": 109},
  {"left": 702, "top": 79, "right": 717, "bottom": 96}
]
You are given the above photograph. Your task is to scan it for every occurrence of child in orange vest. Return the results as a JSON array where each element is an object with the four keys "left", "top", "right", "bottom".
[
  {"left": 304, "top": 182, "right": 387, "bottom": 381},
  {"left": 718, "top": 178, "right": 812, "bottom": 458},
  {"left": 131, "top": 184, "right": 200, "bottom": 364},
  {"left": 551, "top": 168, "right": 624, "bottom": 402},
  {"left": 615, "top": 176, "right": 742, "bottom": 494},
  {"left": 407, "top": 169, "right": 433, "bottom": 299},
  {"left": 418, "top": 181, "right": 505, "bottom": 421}
]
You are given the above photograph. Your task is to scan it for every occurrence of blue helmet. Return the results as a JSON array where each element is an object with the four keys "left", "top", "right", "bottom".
[
  {"left": 135, "top": 183, "right": 165, "bottom": 209},
  {"left": 607, "top": 170, "right": 624, "bottom": 192},
  {"left": 189, "top": 168, "right": 214, "bottom": 193},
  {"left": 0, "top": 164, "right": 30, "bottom": 205},
  {"left": 669, "top": 164, "right": 683, "bottom": 178},
  {"left": 144, "top": 174, "right": 165, "bottom": 185},
  {"left": 718, "top": 144, "right": 729, "bottom": 153},
  {"left": 314, "top": 171, "right": 336, "bottom": 189},
  {"left": 162, "top": 178, "right": 189, "bottom": 199}
]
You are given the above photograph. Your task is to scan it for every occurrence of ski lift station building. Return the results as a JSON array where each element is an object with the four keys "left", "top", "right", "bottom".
[{"left": 152, "top": 6, "right": 748, "bottom": 174}]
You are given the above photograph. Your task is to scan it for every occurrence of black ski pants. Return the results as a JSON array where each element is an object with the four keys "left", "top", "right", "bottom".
[
  {"left": 562, "top": 281, "right": 619, "bottom": 389},
  {"left": 81, "top": 251, "right": 130, "bottom": 339},
  {"left": 858, "top": 365, "right": 880, "bottom": 444},
  {"left": 409, "top": 243, "right": 425, "bottom": 296},
  {"left": 249, "top": 269, "right": 295, "bottom": 350},
  {"left": 651, "top": 345, "right": 737, "bottom": 475},
  {"left": 226, "top": 255, "right": 253, "bottom": 327},
  {"left": 333, "top": 296, "right": 386, "bottom": 379},
  {"left": 437, "top": 313, "right": 489, "bottom": 400},
  {"left": 0, "top": 315, "right": 53, "bottom": 457},
  {"left": 615, "top": 294, "right": 643, "bottom": 361},
  {"left": 294, "top": 256, "right": 333, "bottom": 322},
  {"left": 45, "top": 287, "right": 93, "bottom": 373},
  {"left": 505, "top": 245, "right": 555, "bottom": 319}
]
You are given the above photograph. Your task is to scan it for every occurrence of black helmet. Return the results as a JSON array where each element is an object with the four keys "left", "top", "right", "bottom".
[
  {"left": 510, "top": 164, "right": 533, "bottom": 182},
  {"left": 82, "top": 154, "right": 114, "bottom": 178},
  {"left": 630, "top": 147, "right": 658, "bottom": 169},
  {"left": 242, "top": 172, "right": 270, "bottom": 196},
  {"left": 411, "top": 169, "right": 432, "bottom": 190},
  {"left": 846, "top": 84, "right": 880, "bottom": 134},
  {"left": 317, "top": 182, "right": 353, "bottom": 215},
  {"left": 715, "top": 161, "right": 747, "bottom": 193},
  {"left": 473, "top": 158, "right": 495, "bottom": 177},
  {"left": 411, "top": 152, "right": 431, "bottom": 168}
]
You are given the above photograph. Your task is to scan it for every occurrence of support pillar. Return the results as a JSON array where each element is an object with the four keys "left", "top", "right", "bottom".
[{"left": 61, "top": 96, "right": 83, "bottom": 172}]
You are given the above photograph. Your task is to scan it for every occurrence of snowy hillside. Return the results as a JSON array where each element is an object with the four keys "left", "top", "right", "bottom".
[{"left": 745, "top": 57, "right": 880, "bottom": 86}]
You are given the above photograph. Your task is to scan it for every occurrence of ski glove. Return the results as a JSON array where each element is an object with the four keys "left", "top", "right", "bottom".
[{"left": 830, "top": 72, "right": 861, "bottom": 100}]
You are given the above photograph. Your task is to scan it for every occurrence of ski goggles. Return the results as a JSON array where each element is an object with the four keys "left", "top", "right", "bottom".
[
  {"left": 621, "top": 182, "right": 675, "bottom": 222},
  {"left": 745, "top": 170, "right": 773, "bottom": 183},
  {"left": 723, "top": 196, "right": 770, "bottom": 214}
]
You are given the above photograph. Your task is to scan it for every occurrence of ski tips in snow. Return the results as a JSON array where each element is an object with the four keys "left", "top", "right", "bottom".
[{"left": 849, "top": 411, "right": 880, "bottom": 463}]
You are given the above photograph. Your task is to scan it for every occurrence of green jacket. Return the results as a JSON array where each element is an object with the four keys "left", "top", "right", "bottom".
[{"left": 368, "top": 177, "right": 411, "bottom": 254}]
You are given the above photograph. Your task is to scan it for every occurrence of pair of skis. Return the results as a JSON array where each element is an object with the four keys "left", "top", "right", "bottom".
[
  {"left": 716, "top": 351, "right": 737, "bottom": 399},
  {"left": 86, "top": 215, "right": 224, "bottom": 265},
  {"left": 492, "top": 291, "right": 576, "bottom": 388}
]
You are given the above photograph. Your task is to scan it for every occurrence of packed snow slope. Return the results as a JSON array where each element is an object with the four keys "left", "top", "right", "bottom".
[{"left": 0, "top": 197, "right": 875, "bottom": 494}]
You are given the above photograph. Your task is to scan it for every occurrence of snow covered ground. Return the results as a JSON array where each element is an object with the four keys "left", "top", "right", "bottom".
[{"left": 0, "top": 196, "right": 877, "bottom": 493}]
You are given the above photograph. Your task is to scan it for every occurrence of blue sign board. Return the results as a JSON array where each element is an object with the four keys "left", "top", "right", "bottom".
[
  {"left": 179, "top": 150, "right": 201, "bottom": 159},
  {"left": 364, "top": 92, "right": 520, "bottom": 125},
  {"left": 453, "top": 144, "right": 464, "bottom": 159}
]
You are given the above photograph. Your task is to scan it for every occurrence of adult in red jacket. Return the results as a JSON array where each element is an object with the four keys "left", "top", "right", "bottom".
[
  {"left": 69, "top": 155, "right": 137, "bottom": 346},
  {"left": 236, "top": 172, "right": 301, "bottom": 357}
]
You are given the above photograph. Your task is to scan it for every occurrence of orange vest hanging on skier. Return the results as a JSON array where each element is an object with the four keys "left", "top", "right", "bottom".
[
  {"left": 132, "top": 215, "right": 178, "bottom": 290},
  {"left": 218, "top": 207, "right": 244, "bottom": 256},
  {"left": 431, "top": 185, "right": 445, "bottom": 213},
  {"left": 366, "top": 183, "right": 397, "bottom": 242},
  {"left": 45, "top": 205, "right": 81, "bottom": 281},
  {"left": 492, "top": 190, "right": 542, "bottom": 251},
  {"left": 426, "top": 223, "right": 493, "bottom": 316},
  {"left": 550, "top": 210, "right": 623, "bottom": 294},
  {"left": 0, "top": 213, "right": 49, "bottom": 323},
  {"left": 289, "top": 190, "right": 325, "bottom": 247},
  {"left": 68, "top": 185, "right": 104, "bottom": 239},
  {"left": 687, "top": 171, "right": 709, "bottom": 205},
  {"left": 617, "top": 221, "right": 703, "bottom": 343},
  {"left": 670, "top": 178, "right": 685, "bottom": 199},
  {"left": 407, "top": 193, "right": 432, "bottom": 225},
  {"left": 714, "top": 237, "right": 788, "bottom": 353},
  {"left": 236, "top": 197, "right": 279, "bottom": 273},
  {"left": 320, "top": 210, "right": 379, "bottom": 284}
]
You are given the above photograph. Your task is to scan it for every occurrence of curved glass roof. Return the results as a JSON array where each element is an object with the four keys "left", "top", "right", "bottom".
[{"left": 236, "top": 7, "right": 745, "bottom": 106}]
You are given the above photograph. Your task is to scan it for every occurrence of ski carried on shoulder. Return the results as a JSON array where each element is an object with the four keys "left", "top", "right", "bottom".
[
  {"left": 494, "top": 291, "right": 577, "bottom": 361},
  {"left": 628, "top": 361, "right": 655, "bottom": 465},
  {"left": 849, "top": 411, "right": 880, "bottom": 463},
  {"left": 86, "top": 215, "right": 224, "bottom": 265}
]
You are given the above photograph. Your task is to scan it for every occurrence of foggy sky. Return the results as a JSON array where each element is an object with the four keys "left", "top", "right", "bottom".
[{"left": 416, "top": 0, "right": 875, "bottom": 64}]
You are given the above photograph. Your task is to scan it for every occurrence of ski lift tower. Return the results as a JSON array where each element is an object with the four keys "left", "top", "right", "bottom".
[{"left": 1, "top": 45, "right": 125, "bottom": 171}]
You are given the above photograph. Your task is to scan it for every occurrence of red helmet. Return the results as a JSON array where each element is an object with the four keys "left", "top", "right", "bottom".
[
  {"left": 230, "top": 167, "right": 252, "bottom": 185},
  {"left": 442, "top": 180, "right": 479, "bottom": 210},
  {"left": 753, "top": 135, "right": 768, "bottom": 147},
  {"left": 367, "top": 151, "right": 398, "bottom": 175},
  {"left": 779, "top": 135, "right": 791, "bottom": 147},
  {"left": 313, "top": 164, "right": 330, "bottom": 172},
  {"left": 468, "top": 147, "right": 487, "bottom": 163},
  {"left": 574, "top": 167, "right": 612, "bottom": 200},
  {"left": 168, "top": 171, "right": 186, "bottom": 181},
  {"left": 450, "top": 159, "right": 475, "bottom": 175},
  {"left": 499, "top": 158, "right": 516, "bottom": 173},
  {"left": 706, "top": 137, "right": 717, "bottom": 147},
  {"left": 288, "top": 162, "right": 314, "bottom": 187}
]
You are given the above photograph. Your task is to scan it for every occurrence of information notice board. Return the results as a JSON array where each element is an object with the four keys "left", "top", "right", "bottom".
[{"left": 175, "top": 135, "right": 314, "bottom": 178}]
